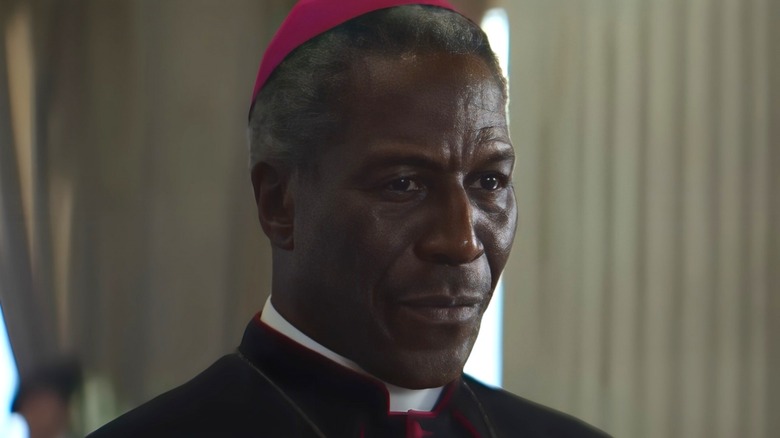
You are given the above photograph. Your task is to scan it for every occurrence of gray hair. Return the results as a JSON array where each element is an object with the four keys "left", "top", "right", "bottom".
[{"left": 248, "top": 5, "right": 506, "bottom": 171}]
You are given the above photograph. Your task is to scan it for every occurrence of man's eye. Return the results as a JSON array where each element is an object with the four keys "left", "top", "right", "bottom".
[
  {"left": 470, "top": 175, "right": 504, "bottom": 191},
  {"left": 386, "top": 178, "right": 422, "bottom": 192},
  {"left": 481, "top": 176, "right": 500, "bottom": 190}
]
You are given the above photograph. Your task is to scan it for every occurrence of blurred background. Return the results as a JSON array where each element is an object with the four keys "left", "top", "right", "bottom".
[{"left": 1, "top": 0, "right": 778, "bottom": 436}]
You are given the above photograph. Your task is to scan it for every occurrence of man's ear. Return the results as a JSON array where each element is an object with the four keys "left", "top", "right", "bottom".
[{"left": 251, "top": 162, "right": 295, "bottom": 250}]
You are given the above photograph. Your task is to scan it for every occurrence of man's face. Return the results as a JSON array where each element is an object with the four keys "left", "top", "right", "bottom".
[{"left": 287, "top": 53, "right": 516, "bottom": 389}]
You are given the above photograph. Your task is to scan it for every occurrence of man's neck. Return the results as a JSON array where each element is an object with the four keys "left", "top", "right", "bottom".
[{"left": 260, "top": 296, "right": 444, "bottom": 413}]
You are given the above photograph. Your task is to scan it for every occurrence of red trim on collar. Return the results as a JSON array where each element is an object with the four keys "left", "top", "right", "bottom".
[
  {"left": 406, "top": 418, "right": 435, "bottom": 438},
  {"left": 251, "top": 311, "right": 263, "bottom": 325},
  {"left": 452, "top": 409, "right": 482, "bottom": 437}
]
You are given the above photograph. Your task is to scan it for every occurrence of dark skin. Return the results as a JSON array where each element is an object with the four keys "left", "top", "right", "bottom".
[{"left": 252, "top": 52, "right": 517, "bottom": 389}]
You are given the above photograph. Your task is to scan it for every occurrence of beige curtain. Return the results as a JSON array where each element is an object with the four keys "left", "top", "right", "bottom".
[
  {"left": 1, "top": 0, "right": 295, "bottom": 432},
  {"left": 1, "top": 0, "right": 59, "bottom": 375},
  {"left": 501, "top": 0, "right": 779, "bottom": 437}
]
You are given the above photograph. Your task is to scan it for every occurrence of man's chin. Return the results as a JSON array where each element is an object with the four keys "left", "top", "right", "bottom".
[{"left": 361, "top": 343, "right": 474, "bottom": 389}]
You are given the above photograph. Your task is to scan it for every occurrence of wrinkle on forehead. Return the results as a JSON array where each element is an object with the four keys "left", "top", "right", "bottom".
[
  {"left": 353, "top": 52, "right": 501, "bottom": 94},
  {"left": 347, "top": 54, "right": 505, "bottom": 128}
]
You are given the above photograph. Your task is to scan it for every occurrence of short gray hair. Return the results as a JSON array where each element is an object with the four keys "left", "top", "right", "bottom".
[{"left": 248, "top": 5, "right": 506, "bottom": 171}]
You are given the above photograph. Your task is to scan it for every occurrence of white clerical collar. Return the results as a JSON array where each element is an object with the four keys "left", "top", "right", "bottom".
[{"left": 260, "top": 296, "right": 443, "bottom": 413}]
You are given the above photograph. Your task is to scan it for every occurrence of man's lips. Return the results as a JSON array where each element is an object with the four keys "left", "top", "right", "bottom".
[
  {"left": 396, "top": 294, "right": 483, "bottom": 307},
  {"left": 393, "top": 295, "right": 484, "bottom": 324}
]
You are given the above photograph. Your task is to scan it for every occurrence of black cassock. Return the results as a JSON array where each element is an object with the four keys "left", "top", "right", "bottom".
[{"left": 88, "top": 315, "right": 609, "bottom": 437}]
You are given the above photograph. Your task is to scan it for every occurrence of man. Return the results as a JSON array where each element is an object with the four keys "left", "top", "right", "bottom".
[{"left": 90, "top": 0, "right": 609, "bottom": 436}]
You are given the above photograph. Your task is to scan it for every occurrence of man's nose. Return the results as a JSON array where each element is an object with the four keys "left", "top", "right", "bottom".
[{"left": 415, "top": 188, "right": 484, "bottom": 265}]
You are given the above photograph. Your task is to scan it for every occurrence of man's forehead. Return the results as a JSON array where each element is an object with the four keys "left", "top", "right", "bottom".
[
  {"left": 345, "top": 55, "right": 506, "bottom": 121},
  {"left": 353, "top": 52, "right": 497, "bottom": 88},
  {"left": 320, "top": 56, "right": 510, "bottom": 170}
]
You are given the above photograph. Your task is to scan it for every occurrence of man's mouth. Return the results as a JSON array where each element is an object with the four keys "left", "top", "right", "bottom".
[{"left": 395, "top": 295, "right": 483, "bottom": 324}]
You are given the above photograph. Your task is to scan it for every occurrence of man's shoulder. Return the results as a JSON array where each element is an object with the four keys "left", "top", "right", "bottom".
[
  {"left": 463, "top": 375, "right": 611, "bottom": 437},
  {"left": 86, "top": 354, "right": 303, "bottom": 438}
]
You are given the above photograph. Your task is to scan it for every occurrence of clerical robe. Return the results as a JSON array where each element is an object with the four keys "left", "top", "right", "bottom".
[{"left": 87, "top": 315, "right": 609, "bottom": 437}]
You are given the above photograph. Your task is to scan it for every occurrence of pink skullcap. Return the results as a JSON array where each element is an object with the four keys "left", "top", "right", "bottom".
[{"left": 250, "top": 0, "right": 457, "bottom": 107}]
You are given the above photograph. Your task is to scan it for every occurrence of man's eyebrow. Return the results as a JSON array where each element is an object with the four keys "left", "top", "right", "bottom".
[
  {"left": 474, "top": 126, "right": 512, "bottom": 146},
  {"left": 478, "top": 146, "right": 515, "bottom": 165},
  {"left": 355, "top": 149, "right": 448, "bottom": 172},
  {"left": 353, "top": 143, "right": 515, "bottom": 174}
]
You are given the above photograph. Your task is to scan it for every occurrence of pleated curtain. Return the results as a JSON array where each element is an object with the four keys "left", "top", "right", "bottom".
[{"left": 501, "top": 1, "right": 779, "bottom": 437}]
